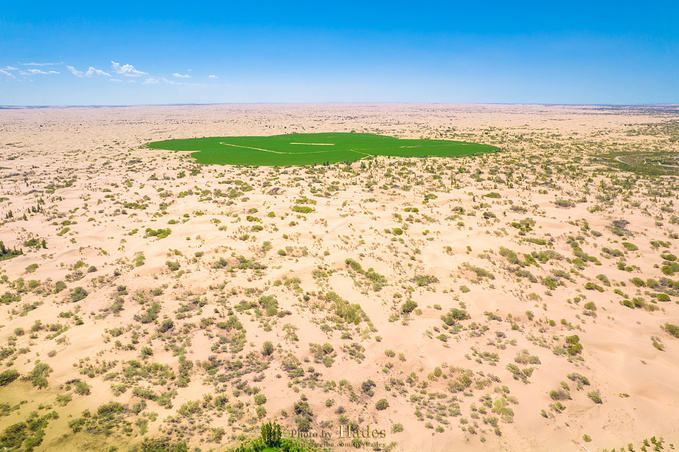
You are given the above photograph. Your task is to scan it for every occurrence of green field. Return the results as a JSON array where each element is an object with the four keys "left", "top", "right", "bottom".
[{"left": 146, "top": 132, "right": 498, "bottom": 166}]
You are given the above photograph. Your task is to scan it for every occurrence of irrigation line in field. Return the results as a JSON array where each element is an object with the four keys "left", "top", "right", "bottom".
[
  {"left": 220, "top": 142, "right": 341, "bottom": 155},
  {"left": 219, "top": 142, "right": 284, "bottom": 154}
]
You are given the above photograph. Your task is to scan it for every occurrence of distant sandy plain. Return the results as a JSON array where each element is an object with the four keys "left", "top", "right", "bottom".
[{"left": 1, "top": 103, "right": 679, "bottom": 451}]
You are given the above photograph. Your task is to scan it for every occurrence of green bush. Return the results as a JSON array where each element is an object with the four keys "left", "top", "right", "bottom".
[
  {"left": 0, "top": 369, "right": 20, "bottom": 386},
  {"left": 145, "top": 228, "right": 171, "bottom": 239},
  {"left": 621, "top": 242, "right": 638, "bottom": 251},
  {"left": 70, "top": 286, "right": 88, "bottom": 302},
  {"left": 401, "top": 300, "right": 418, "bottom": 314},
  {"left": 74, "top": 380, "right": 91, "bottom": 395},
  {"left": 158, "top": 319, "right": 174, "bottom": 333},
  {"left": 414, "top": 275, "right": 438, "bottom": 286},
  {"left": 565, "top": 335, "right": 583, "bottom": 355},
  {"left": 292, "top": 205, "right": 314, "bottom": 214},
  {"left": 375, "top": 398, "right": 389, "bottom": 410},
  {"left": 262, "top": 341, "right": 274, "bottom": 356},
  {"left": 260, "top": 422, "right": 282, "bottom": 447},
  {"left": 631, "top": 277, "right": 646, "bottom": 287},
  {"left": 54, "top": 281, "right": 67, "bottom": 293},
  {"left": 28, "top": 362, "right": 52, "bottom": 388},
  {"left": 664, "top": 323, "right": 679, "bottom": 338},
  {"left": 587, "top": 391, "right": 602, "bottom": 404}
]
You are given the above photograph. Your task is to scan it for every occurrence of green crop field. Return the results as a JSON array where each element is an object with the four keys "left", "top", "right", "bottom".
[{"left": 146, "top": 132, "right": 498, "bottom": 166}]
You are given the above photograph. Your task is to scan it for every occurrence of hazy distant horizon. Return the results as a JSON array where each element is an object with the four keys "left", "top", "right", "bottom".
[{"left": 2, "top": 102, "right": 679, "bottom": 109}]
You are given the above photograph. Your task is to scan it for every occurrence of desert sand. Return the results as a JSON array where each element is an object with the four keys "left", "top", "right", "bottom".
[{"left": 1, "top": 103, "right": 679, "bottom": 451}]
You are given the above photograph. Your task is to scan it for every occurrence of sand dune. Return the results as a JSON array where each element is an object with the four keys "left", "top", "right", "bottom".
[{"left": 1, "top": 104, "right": 679, "bottom": 451}]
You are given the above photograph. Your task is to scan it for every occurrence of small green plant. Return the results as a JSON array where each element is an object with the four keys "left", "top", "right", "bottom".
[
  {"left": 663, "top": 323, "right": 679, "bottom": 338},
  {"left": 587, "top": 391, "right": 602, "bottom": 404},
  {"left": 401, "top": 300, "right": 418, "bottom": 314},
  {"left": 376, "top": 398, "right": 389, "bottom": 410},
  {"left": 260, "top": 421, "right": 282, "bottom": 447},
  {"left": 262, "top": 341, "right": 274, "bottom": 356},
  {"left": 0, "top": 369, "right": 20, "bottom": 386},
  {"left": 145, "top": 228, "right": 171, "bottom": 239},
  {"left": 70, "top": 287, "right": 88, "bottom": 302}
]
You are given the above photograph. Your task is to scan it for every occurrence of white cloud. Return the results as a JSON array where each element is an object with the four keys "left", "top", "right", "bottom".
[
  {"left": 4, "top": 66, "right": 18, "bottom": 71},
  {"left": 0, "top": 69, "right": 15, "bottom": 79},
  {"left": 67, "top": 65, "right": 110, "bottom": 78},
  {"left": 208, "top": 74, "right": 218, "bottom": 79},
  {"left": 19, "top": 62, "right": 62, "bottom": 66},
  {"left": 172, "top": 72, "right": 191, "bottom": 78},
  {"left": 26, "top": 68, "right": 59, "bottom": 75},
  {"left": 142, "top": 77, "right": 160, "bottom": 84},
  {"left": 85, "top": 67, "right": 110, "bottom": 77},
  {"left": 111, "top": 61, "right": 146, "bottom": 77},
  {"left": 110, "top": 78, "right": 123, "bottom": 82},
  {"left": 67, "top": 65, "right": 84, "bottom": 77}
]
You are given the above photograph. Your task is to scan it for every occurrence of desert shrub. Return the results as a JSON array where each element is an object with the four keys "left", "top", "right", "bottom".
[
  {"left": 70, "top": 286, "right": 88, "bottom": 302},
  {"left": 261, "top": 422, "right": 282, "bottom": 448},
  {"left": 441, "top": 308, "right": 470, "bottom": 325},
  {"left": 0, "top": 369, "right": 20, "bottom": 386},
  {"left": 514, "top": 350, "right": 540, "bottom": 365},
  {"left": 293, "top": 400, "right": 313, "bottom": 432},
  {"left": 587, "top": 391, "right": 602, "bottom": 404},
  {"left": 27, "top": 362, "right": 52, "bottom": 388},
  {"left": 664, "top": 323, "right": 679, "bottom": 338},
  {"left": 549, "top": 389, "right": 570, "bottom": 401},
  {"left": 74, "top": 380, "right": 91, "bottom": 395},
  {"left": 292, "top": 205, "right": 314, "bottom": 214},
  {"left": 259, "top": 295, "right": 279, "bottom": 316},
  {"left": 565, "top": 335, "right": 583, "bottom": 355},
  {"left": 621, "top": 242, "right": 638, "bottom": 251},
  {"left": 324, "top": 292, "right": 364, "bottom": 324},
  {"left": 401, "top": 300, "right": 418, "bottom": 314},
  {"left": 145, "top": 228, "right": 171, "bottom": 239},
  {"left": 54, "top": 281, "right": 67, "bottom": 293},
  {"left": 139, "top": 437, "right": 187, "bottom": 452},
  {"left": 375, "top": 398, "right": 389, "bottom": 410},
  {"left": 137, "top": 302, "right": 161, "bottom": 324},
  {"left": 212, "top": 257, "right": 228, "bottom": 269},
  {"left": 499, "top": 247, "right": 523, "bottom": 266},
  {"left": 506, "top": 364, "right": 534, "bottom": 383},
  {"left": 631, "top": 277, "right": 646, "bottom": 287},
  {"left": 413, "top": 275, "right": 438, "bottom": 286},
  {"left": 461, "top": 262, "right": 495, "bottom": 279},
  {"left": 158, "top": 319, "right": 174, "bottom": 333},
  {"left": 262, "top": 341, "right": 274, "bottom": 356}
]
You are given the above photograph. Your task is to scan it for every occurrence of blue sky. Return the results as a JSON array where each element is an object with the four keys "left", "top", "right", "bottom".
[{"left": 1, "top": 0, "right": 678, "bottom": 105}]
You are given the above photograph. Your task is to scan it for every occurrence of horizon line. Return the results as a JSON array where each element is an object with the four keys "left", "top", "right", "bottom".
[{"left": 2, "top": 102, "right": 679, "bottom": 110}]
